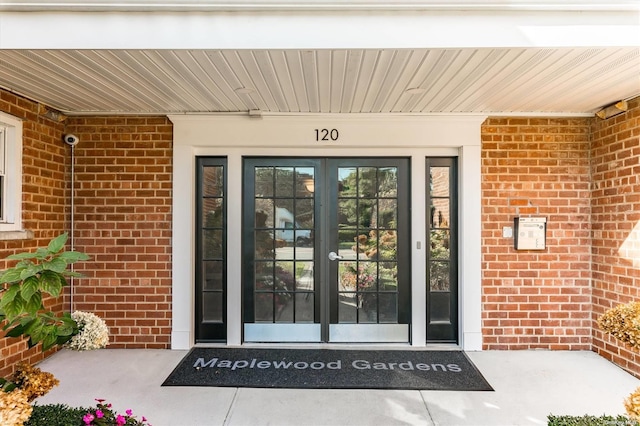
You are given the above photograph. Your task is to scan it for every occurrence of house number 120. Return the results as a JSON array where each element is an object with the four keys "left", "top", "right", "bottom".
[{"left": 315, "top": 128, "right": 339, "bottom": 141}]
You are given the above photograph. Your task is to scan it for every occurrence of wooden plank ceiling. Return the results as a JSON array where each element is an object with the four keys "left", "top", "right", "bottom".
[{"left": 0, "top": 47, "right": 638, "bottom": 115}]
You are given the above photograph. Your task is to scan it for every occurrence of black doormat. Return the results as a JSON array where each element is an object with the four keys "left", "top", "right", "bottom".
[{"left": 162, "top": 348, "right": 493, "bottom": 391}]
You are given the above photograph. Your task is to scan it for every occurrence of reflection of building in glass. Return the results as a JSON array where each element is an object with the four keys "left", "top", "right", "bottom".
[{"left": 430, "top": 167, "right": 450, "bottom": 228}]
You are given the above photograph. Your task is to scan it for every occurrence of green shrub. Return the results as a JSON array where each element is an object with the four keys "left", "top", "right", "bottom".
[
  {"left": 547, "top": 414, "right": 637, "bottom": 425},
  {"left": 26, "top": 403, "right": 91, "bottom": 426}
]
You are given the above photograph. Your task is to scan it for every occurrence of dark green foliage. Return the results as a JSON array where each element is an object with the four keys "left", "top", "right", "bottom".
[
  {"left": 26, "top": 403, "right": 91, "bottom": 426},
  {"left": 547, "top": 414, "right": 637, "bottom": 425},
  {"left": 0, "top": 233, "right": 89, "bottom": 350},
  {"left": 0, "top": 377, "right": 17, "bottom": 392}
]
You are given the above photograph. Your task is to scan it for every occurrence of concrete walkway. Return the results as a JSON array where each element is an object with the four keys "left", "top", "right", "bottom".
[{"left": 36, "top": 349, "right": 638, "bottom": 426}]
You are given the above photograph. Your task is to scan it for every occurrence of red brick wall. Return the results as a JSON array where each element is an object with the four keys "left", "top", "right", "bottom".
[
  {"left": 63, "top": 117, "right": 173, "bottom": 349},
  {"left": 481, "top": 118, "right": 592, "bottom": 350},
  {"left": 0, "top": 90, "right": 68, "bottom": 378},
  {"left": 591, "top": 97, "right": 640, "bottom": 377},
  {"left": 2, "top": 85, "right": 638, "bottom": 379}
]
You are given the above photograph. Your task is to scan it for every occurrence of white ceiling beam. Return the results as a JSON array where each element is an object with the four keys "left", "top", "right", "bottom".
[{"left": 1, "top": 10, "right": 638, "bottom": 49}]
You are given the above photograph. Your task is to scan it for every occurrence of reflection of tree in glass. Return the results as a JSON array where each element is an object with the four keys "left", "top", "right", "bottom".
[
  {"left": 429, "top": 166, "right": 451, "bottom": 291},
  {"left": 339, "top": 167, "right": 397, "bottom": 228},
  {"left": 204, "top": 201, "right": 223, "bottom": 258},
  {"left": 255, "top": 167, "right": 315, "bottom": 228}
]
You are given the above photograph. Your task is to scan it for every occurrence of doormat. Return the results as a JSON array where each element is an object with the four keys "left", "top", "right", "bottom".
[{"left": 162, "top": 348, "right": 493, "bottom": 391}]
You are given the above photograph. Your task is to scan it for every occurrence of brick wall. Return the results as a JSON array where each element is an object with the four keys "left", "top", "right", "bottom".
[
  {"left": 2, "top": 84, "right": 638, "bottom": 378},
  {"left": 591, "top": 97, "right": 640, "bottom": 376},
  {"left": 0, "top": 90, "right": 68, "bottom": 378},
  {"left": 481, "top": 117, "right": 592, "bottom": 350},
  {"left": 63, "top": 117, "right": 173, "bottom": 348}
]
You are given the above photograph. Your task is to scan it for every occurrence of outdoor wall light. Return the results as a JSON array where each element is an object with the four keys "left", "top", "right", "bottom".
[{"left": 595, "top": 100, "right": 628, "bottom": 119}]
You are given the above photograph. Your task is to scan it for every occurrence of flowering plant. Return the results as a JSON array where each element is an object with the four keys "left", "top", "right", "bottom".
[
  {"left": 0, "top": 363, "right": 60, "bottom": 426},
  {"left": 65, "top": 311, "right": 109, "bottom": 351},
  {"left": 0, "top": 388, "right": 31, "bottom": 426},
  {"left": 83, "top": 399, "right": 151, "bottom": 426},
  {"left": 9, "top": 362, "right": 59, "bottom": 402},
  {"left": 597, "top": 301, "right": 640, "bottom": 349}
]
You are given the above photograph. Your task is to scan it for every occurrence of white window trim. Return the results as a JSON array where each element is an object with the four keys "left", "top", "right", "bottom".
[{"left": 0, "top": 111, "right": 24, "bottom": 234}]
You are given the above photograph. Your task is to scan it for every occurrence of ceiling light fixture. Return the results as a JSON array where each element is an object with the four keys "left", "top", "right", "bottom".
[
  {"left": 248, "top": 109, "right": 263, "bottom": 119},
  {"left": 595, "top": 100, "right": 628, "bottom": 119},
  {"left": 235, "top": 87, "right": 255, "bottom": 94}
]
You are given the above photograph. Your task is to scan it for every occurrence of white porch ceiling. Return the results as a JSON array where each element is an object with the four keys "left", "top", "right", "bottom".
[
  {"left": 0, "top": 47, "right": 638, "bottom": 116},
  {"left": 0, "top": 3, "right": 638, "bottom": 116}
]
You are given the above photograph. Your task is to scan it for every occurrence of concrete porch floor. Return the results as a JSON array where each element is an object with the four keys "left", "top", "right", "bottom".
[{"left": 35, "top": 349, "right": 639, "bottom": 426}]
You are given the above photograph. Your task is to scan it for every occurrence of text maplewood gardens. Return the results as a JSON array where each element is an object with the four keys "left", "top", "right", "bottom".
[{"left": 194, "top": 357, "right": 463, "bottom": 372}]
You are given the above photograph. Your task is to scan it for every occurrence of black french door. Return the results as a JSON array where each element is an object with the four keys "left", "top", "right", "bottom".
[{"left": 242, "top": 157, "right": 411, "bottom": 343}]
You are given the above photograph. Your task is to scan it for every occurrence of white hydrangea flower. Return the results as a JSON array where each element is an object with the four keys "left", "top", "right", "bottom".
[{"left": 65, "top": 311, "right": 109, "bottom": 351}]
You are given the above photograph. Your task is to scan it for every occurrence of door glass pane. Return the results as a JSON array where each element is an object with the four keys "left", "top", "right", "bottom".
[
  {"left": 338, "top": 293, "right": 357, "bottom": 323},
  {"left": 203, "top": 293, "right": 223, "bottom": 322},
  {"left": 276, "top": 292, "right": 293, "bottom": 322},
  {"left": 255, "top": 167, "right": 274, "bottom": 197},
  {"left": 431, "top": 198, "right": 450, "bottom": 228},
  {"left": 203, "top": 230, "right": 223, "bottom": 258},
  {"left": 202, "top": 198, "right": 223, "bottom": 227},
  {"left": 296, "top": 168, "right": 315, "bottom": 198},
  {"left": 203, "top": 261, "right": 223, "bottom": 290},
  {"left": 378, "top": 200, "right": 397, "bottom": 229},
  {"left": 378, "top": 293, "right": 398, "bottom": 323},
  {"left": 358, "top": 167, "right": 376, "bottom": 197},
  {"left": 338, "top": 167, "right": 357, "bottom": 196},
  {"left": 430, "top": 261, "right": 450, "bottom": 291},
  {"left": 378, "top": 167, "right": 398, "bottom": 198},
  {"left": 295, "top": 293, "right": 314, "bottom": 322},
  {"left": 359, "top": 293, "right": 377, "bottom": 323},
  {"left": 203, "top": 166, "right": 224, "bottom": 197},
  {"left": 275, "top": 167, "right": 294, "bottom": 197},
  {"left": 338, "top": 200, "right": 356, "bottom": 226},
  {"left": 255, "top": 293, "right": 274, "bottom": 322},
  {"left": 255, "top": 231, "right": 274, "bottom": 258},
  {"left": 336, "top": 166, "right": 399, "bottom": 325},
  {"left": 430, "top": 229, "right": 450, "bottom": 260},
  {"left": 430, "top": 167, "right": 450, "bottom": 196},
  {"left": 252, "top": 165, "right": 316, "bottom": 324}
]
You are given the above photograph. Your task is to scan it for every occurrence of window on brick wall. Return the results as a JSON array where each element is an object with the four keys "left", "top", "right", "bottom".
[{"left": 0, "top": 112, "right": 23, "bottom": 233}]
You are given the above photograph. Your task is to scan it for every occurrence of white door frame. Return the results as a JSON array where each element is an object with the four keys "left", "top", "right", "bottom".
[{"left": 170, "top": 114, "right": 485, "bottom": 350}]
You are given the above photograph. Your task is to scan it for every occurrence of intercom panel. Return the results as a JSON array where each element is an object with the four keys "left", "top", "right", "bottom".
[{"left": 514, "top": 217, "right": 547, "bottom": 250}]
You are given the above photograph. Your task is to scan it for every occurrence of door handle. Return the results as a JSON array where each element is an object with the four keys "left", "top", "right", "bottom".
[{"left": 328, "top": 251, "right": 343, "bottom": 261}]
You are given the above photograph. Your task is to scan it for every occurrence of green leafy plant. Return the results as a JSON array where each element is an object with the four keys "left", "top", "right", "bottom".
[
  {"left": 0, "top": 233, "right": 89, "bottom": 351},
  {"left": 26, "top": 403, "right": 92, "bottom": 426},
  {"left": 547, "top": 414, "right": 637, "bottom": 425}
]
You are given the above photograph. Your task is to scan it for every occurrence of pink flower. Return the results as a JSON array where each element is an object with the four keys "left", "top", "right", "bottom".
[
  {"left": 116, "top": 414, "right": 127, "bottom": 425},
  {"left": 83, "top": 413, "right": 95, "bottom": 425},
  {"left": 142, "top": 416, "right": 147, "bottom": 422},
  {"left": 126, "top": 409, "right": 133, "bottom": 416},
  {"left": 95, "top": 398, "right": 105, "bottom": 403},
  {"left": 96, "top": 410, "right": 104, "bottom": 418}
]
